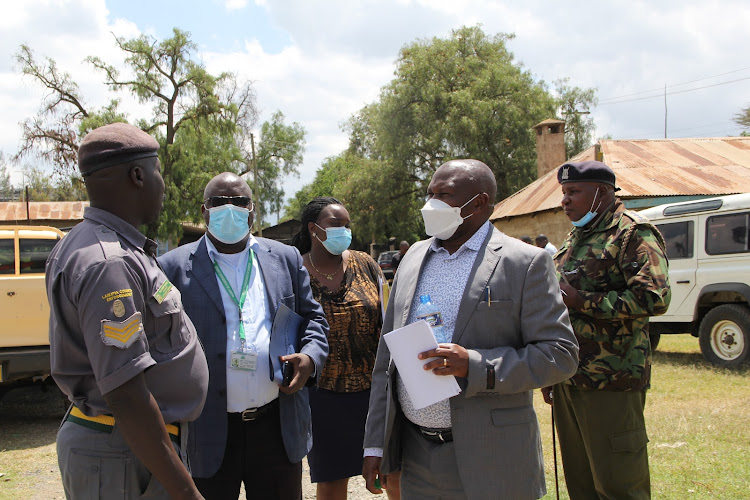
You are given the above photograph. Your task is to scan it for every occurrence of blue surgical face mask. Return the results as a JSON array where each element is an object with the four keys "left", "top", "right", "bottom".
[
  {"left": 315, "top": 224, "right": 352, "bottom": 255},
  {"left": 207, "top": 205, "right": 251, "bottom": 244},
  {"left": 572, "top": 187, "right": 602, "bottom": 228}
]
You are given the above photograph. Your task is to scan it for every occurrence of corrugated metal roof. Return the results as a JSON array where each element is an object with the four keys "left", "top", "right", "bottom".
[
  {"left": 0, "top": 201, "right": 89, "bottom": 222},
  {"left": 491, "top": 137, "right": 750, "bottom": 220}
]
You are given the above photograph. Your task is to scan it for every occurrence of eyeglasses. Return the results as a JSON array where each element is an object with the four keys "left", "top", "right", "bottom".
[{"left": 204, "top": 196, "right": 254, "bottom": 209}]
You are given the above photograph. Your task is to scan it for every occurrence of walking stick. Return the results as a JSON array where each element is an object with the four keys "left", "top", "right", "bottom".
[{"left": 552, "top": 404, "right": 560, "bottom": 500}]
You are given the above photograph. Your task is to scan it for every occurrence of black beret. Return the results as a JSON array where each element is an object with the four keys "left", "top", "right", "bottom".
[
  {"left": 78, "top": 122, "right": 159, "bottom": 177},
  {"left": 557, "top": 160, "right": 616, "bottom": 187}
]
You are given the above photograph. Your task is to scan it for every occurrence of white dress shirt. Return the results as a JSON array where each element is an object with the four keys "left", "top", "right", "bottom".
[{"left": 205, "top": 235, "right": 278, "bottom": 412}]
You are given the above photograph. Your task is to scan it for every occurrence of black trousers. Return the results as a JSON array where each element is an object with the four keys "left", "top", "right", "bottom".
[{"left": 193, "top": 400, "right": 302, "bottom": 500}]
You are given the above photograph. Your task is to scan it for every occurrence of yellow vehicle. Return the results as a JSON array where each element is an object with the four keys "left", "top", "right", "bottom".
[{"left": 0, "top": 225, "right": 64, "bottom": 390}]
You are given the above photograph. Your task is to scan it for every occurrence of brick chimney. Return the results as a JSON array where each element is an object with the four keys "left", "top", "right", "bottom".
[{"left": 532, "top": 119, "right": 566, "bottom": 178}]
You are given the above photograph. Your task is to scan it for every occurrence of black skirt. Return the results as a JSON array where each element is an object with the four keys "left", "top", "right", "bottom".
[{"left": 307, "top": 386, "right": 371, "bottom": 483}]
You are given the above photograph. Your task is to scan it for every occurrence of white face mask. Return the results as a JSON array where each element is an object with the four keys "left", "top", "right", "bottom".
[{"left": 421, "top": 193, "right": 480, "bottom": 240}]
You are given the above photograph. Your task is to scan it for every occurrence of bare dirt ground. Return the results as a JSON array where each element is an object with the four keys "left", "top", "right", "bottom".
[{"left": 0, "top": 383, "right": 377, "bottom": 500}]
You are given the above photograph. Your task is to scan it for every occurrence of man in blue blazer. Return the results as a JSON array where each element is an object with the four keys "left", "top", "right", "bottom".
[{"left": 159, "top": 172, "right": 328, "bottom": 500}]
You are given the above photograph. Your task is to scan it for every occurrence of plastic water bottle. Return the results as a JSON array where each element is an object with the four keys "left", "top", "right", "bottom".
[{"left": 416, "top": 295, "right": 449, "bottom": 343}]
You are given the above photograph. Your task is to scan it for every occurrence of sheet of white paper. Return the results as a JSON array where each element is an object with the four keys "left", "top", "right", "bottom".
[{"left": 383, "top": 320, "right": 462, "bottom": 409}]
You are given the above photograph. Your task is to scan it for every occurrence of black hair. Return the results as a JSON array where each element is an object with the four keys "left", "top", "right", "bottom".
[{"left": 291, "top": 197, "right": 342, "bottom": 254}]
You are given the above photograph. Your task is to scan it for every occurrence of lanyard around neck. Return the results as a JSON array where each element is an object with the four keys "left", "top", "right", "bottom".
[{"left": 212, "top": 249, "right": 254, "bottom": 342}]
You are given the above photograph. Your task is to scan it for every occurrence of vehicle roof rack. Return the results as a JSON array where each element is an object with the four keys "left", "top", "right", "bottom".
[{"left": 663, "top": 199, "right": 723, "bottom": 216}]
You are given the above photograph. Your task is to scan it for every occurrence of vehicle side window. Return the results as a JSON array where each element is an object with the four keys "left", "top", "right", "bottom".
[
  {"left": 657, "top": 221, "right": 694, "bottom": 259},
  {"left": 19, "top": 238, "right": 59, "bottom": 274},
  {"left": 0, "top": 239, "right": 15, "bottom": 274},
  {"left": 706, "top": 213, "right": 750, "bottom": 255}
]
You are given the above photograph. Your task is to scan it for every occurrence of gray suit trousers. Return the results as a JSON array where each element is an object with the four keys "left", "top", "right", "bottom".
[{"left": 400, "top": 423, "right": 465, "bottom": 500}]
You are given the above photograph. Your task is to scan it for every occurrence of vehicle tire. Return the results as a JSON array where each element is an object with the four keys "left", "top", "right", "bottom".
[
  {"left": 649, "top": 333, "right": 661, "bottom": 351},
  {"left": 698, "top": 304, "right": 750, "bottom": 367}
]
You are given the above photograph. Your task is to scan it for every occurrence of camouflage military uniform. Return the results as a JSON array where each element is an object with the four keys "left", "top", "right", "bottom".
[
  {"left": 555, "top": 200, "right": 670, "bottom": 391},
  {"left": 552, "top": 199, "right": 670, "bottom": 500}
]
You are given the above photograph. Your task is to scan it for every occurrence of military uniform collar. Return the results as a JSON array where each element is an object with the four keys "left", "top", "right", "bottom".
[
  {"left": 576, "top": 199, "right": 624, "bottom": 235},
  {"left": 83, "top": 206, "right": 151, "bottom": 252}
]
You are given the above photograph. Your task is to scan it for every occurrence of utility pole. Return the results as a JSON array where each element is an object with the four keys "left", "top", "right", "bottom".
[
  {"left": 25, "top": 186, "right": 30, "bottom": 225},
  {"left": 250, "top": 133, "right": 262, "bottom": 236},
  {"left": 664, "top": 83, "right": 667, "bottom": 139}
]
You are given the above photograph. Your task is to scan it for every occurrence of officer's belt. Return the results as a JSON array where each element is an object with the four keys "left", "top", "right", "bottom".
[{"left": 67, "top": 406, "right": 180, "bottom": 444}]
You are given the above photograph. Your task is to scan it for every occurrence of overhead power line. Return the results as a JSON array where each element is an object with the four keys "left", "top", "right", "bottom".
[
  {"left": 599, "top": 76, "right": 750, "bottom": 106},
  {"left": 599, "top": 66, "right": 750, "bottom": 103}
]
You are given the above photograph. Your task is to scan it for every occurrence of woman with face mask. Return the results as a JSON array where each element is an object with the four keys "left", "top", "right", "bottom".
[{"left": 291, "top": 197, "right": 399, "bottom": 500}]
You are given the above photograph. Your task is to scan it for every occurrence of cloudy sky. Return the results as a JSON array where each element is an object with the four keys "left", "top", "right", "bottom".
[{"left": 2, "top": 0, "right": 749, "bottom": 215}]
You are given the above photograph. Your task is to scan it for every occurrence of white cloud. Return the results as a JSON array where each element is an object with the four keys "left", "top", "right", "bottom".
[
  {"left": 224, "top": 0, "right": 248, "bottom": 11},
  {"left": 204, "top": 37, "right": 394, "bottom": 195},
  {"left": 0, "top": 0, "right": 149, "bottom": 181},
  {"left": 3, "top": 0, "right": 749, "bottom": 211}
]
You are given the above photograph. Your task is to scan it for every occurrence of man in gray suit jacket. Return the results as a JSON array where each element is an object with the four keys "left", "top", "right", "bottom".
[
  {"left": 362, "top": 160, "right": 579, "bottom": 499},
  {"left": 159, "top": 172, "right": 328, "bottom": 499}
]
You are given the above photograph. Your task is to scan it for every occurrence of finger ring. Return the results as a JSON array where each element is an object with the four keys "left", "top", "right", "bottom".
[{"left": 443, "top": 358, "right": 448, "bottom": 368}]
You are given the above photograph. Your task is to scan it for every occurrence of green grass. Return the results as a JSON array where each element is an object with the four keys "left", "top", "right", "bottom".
[
  {"left": 1, "top": 335, "right": 748, "bottom": 499},
  {"left": 536, "top": 334, "right": 750, "bottom": 499}
]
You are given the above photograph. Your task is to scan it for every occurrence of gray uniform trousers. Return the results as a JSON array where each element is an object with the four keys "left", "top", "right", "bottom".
[{"left": 57, "top": 420, "right": 178, "bottom": 499}]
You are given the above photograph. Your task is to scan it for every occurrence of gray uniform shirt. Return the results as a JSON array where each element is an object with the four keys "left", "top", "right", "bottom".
[{"left": 46, "top": 207, "right": 208, "bottom": 424}]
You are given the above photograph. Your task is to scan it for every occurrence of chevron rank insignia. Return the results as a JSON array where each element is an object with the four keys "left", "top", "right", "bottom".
[{"left": 100, "top": 312, "right": 144, "bottom": 349}]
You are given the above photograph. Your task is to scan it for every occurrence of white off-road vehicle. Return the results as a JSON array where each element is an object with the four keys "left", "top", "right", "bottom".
[{"left": 639, "top": 193, "right": 750, "bottom": 367}]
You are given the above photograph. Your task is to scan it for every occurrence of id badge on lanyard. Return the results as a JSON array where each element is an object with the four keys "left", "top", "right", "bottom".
[
  {"left": 214, "top": 249, "right": 258, "bottom": 371},
  {"left": 230, "top": 343, "right": 258, "bottom": 371}
]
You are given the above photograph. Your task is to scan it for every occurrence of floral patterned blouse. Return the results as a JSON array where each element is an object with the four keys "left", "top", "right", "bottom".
[{"left": 310, "top": 250, "right": 383, "bottom": 393}]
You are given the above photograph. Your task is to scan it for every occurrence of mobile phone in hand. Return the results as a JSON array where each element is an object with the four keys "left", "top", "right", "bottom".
[{"left": 282, "top": 361, "right": 294, "bottom": 387}]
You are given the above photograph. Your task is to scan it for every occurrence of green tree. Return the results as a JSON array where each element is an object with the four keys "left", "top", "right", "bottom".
[
  {"left": 283, "top": 155, "right": 354, "bottom": 223},
  {"left": 289, "top": 25, "right": 597, "bottom": 248},
  {"left": 86, "top": 28, "right": 251, "bottom": 237},
  {"left": 735, "top": 106, "right": 750, "bottom": 136},
  {"left": 13, "top": 44, "right": 126, "bottom": 170},
  {"left": 555, "top": 78, "right": 598, "bottom": 158},
  {"left": 336, "top": 156, "right": 424, "bottom": 247},
  {"left": 0, "top": 153, "right": 15, "bottom": 201},
  {"left": 14, "top": 29, "right": 260, "bottom": 239},
  {"left": 347, "top": 25, "right": 560, "bottom": 202},
  {"left": 284, "top": 153, "right": 423, "bottom": 250},
  {"left": 248, "top": 111, "right": 306, "bottom": 227},
  {"left": 19, "top": 166, "right": 55, "bottom": 202},
  {"left": 15, "top": 166, "right": 87, "bottom": 202}
]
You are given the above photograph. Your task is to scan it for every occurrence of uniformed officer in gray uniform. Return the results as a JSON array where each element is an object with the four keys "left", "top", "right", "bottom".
[{"left": 46, "top": 122, "right": 209, "bottom": 500}]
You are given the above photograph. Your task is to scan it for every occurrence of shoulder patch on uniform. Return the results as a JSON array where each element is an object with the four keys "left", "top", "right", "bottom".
[
  {"left": 94, "top": 226, "right": 126, "bottom": 260},
  {"left": 153, "top": 279, "right": 173, "bottom": 304},
  {"left": 100, "top": 312, "right": 144, "bottom": 349},
  {"left": 624, "top": 210, "right": 650, "bottom": 224}
]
